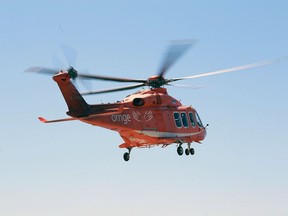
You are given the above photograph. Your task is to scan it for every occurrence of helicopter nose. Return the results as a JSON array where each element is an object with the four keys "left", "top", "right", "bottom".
[{"left": 203, "top": 125, "right": 208, "bottom": 139}]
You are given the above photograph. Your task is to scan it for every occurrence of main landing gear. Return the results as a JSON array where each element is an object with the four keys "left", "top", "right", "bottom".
[
  {"left": 177, "top": 143, "right": 195, "bottom": 156},
  {"left": 123, "top": 147, "right": 132, "bottom": 161},
  {"left": 123, "top": 143, "right": 195, "bottom": 161}
]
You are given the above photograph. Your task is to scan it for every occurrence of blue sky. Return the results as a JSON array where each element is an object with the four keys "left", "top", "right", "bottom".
[{"left": 1, "top": 1, "right": 288, "bottom": 215}]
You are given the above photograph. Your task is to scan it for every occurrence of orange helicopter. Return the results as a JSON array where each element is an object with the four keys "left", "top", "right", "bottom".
[{"left": 27, "top": 42, "right": 280, "bottom": 161}]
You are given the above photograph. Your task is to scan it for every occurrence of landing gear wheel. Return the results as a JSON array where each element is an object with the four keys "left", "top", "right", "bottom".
[
  {"left": 190, "top": 148, "right": 195, "bottom": 155},
  {"left": 177, "top": 146, "right": 183, "bottom": 156},
  {"left": 185, "top": 148, "right": 190, "bottom": 156},
  {"left": 123, "top": 152, "right": 130, "bottom": 161}
]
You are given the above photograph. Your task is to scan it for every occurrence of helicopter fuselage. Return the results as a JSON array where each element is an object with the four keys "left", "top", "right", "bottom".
[
  {"left": 31, "top": 40, "right": 280, "bottom": 161},
  {"left": 52, "top": 72, "right": 207, "bottom": 150}
]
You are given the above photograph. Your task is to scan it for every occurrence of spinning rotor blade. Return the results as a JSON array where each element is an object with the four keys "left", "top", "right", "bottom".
[
  {"left": 25, "top": 66, "right": 146, "bottom": 85},
  {"left": 61, "top": 44, "right": 77, "bottom": 67},
  {"left": 81, "top": 83, "right": 146, "bottom": 95},
  {"left": 60, "top": 44, "right": 147, "bottom": 84},
  {"left": 171, "top": 57, "right": 284, "bottom": 82},
  {"left": 167, "top": 83, "right": 205, "bottom": 89},
  {"left": 25, "top": 67, "right": 59, "bottom": 75},
  {"left": 158, "top": 40, "right": 195, "bottom": 78},
  {"left": 77, "top": 73, "right": 146, "bottom": 83}
]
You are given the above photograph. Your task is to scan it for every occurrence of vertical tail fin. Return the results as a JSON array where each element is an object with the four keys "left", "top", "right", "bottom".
[{"left": 53, "top": 73, "right": 90, "bottom": 117}]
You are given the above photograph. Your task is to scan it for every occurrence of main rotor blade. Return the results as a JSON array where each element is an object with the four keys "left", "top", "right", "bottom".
[
  {"left": 25, "top": 67, "right": 147, "bottom": 84},
  {"left": 25, "top": 67, "right": 59, "bottom": 75},
  {"left": 77, "top": 73, "right": 147, "bottom": 83},
  {"left": 81, "top": 83, "right": 146, "bottom": 95},
  {"left": 158, "top": 40, "right": 195, "bottom": 78},
  {"left": 167, "top": 83, "right": 205, "bottom": 89},
  {"left": 171, "top": 57, "right": 285, "bottom": 82}
]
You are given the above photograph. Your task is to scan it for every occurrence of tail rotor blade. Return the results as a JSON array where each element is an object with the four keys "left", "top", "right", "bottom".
[
  {"left": 25, "top": 67, "right": 59, "bottom": 75},
  {"left": 52, "top": 55, "right": 65, "bottom": 69},
  {"left": 78, "top": 69, "right": 93, "bottom": 90},
  {"left": 61, "top": 44, "right": 77, "bottom": 67}
]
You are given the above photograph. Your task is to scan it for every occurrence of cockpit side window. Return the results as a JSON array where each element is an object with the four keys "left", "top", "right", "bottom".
[
  {"left": 195, "top": 112, "right": 203, "bottom": 127},
  {"left": 173, "top": 112, "right": 182, "bottom": 128},
  {"left": 189, "top": 112, "right": 196, "bottom": 127}
]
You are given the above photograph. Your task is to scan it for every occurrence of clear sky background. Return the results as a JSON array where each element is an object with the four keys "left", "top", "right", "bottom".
[{"left": 1, "top": 0, "right": 288, "bottom": 216}]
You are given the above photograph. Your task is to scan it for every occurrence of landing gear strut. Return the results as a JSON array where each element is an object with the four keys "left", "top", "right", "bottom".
[
  {"left": 185, "top": 143, "right": 195, "bottom": 156},
  {"left": 123, "top": 147, "right": 132, "bottom": 161}
]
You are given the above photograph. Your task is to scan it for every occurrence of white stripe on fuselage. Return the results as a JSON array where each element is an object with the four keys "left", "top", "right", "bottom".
[{"left": 134, "top": 130, "right": 203, "bottom": 138}]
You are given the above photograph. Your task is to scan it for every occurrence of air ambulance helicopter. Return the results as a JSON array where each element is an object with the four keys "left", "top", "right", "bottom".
[{"left": 26, "top": 41, "right": 281, "bottom": 161}]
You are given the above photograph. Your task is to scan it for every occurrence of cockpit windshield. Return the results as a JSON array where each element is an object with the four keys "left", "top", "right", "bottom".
[{"left": 195, "top": 112, "right": 203, "bottom": 127}]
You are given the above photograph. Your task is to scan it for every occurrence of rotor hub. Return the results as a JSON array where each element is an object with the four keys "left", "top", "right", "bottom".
[
  {"left": 147, "top": 76, "right": 167, "bottom": 88},
  {"left": 68, "top": 67, "right": 78, "bottom": 79}
]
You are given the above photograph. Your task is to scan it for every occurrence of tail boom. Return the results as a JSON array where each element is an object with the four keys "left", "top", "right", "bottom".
[{"left": 53, "top": 72, "right": 91, "bottom": 117}]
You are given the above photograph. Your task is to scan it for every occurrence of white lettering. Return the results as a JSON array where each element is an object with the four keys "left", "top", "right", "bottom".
[{"left": 111, "top": 114, "right": 131, "bottom": 125}]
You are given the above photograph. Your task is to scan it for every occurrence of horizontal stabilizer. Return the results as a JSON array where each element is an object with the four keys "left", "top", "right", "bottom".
[{"left": 38, "top": 116, "right": 77, "bottom": 123}]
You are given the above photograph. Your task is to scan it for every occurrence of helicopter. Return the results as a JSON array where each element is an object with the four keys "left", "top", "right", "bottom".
[{"left": 26, "top": 41, "right": 281, "bottom": 161}]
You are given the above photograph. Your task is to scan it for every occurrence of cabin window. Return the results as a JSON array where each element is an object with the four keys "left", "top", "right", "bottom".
[
  {"left": 173, "top": 112, "right": 182, "bottom": 128},
  {"left": 195, "top": 112, "right": 203, "bottom": 127},
  {"left": 181, "top": 112, "right": 189, "bottom": 128},
  {"left": 189, "top": 112, "right": 196, "bottom": 127}
]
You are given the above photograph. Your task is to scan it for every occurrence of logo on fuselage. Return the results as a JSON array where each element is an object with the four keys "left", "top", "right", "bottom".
[
  {"left": 111, "top": 114, "right": 131, "bottom": 125},
  {"left": 132, "top": 110, "right": 154, "bottom": 123}
]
